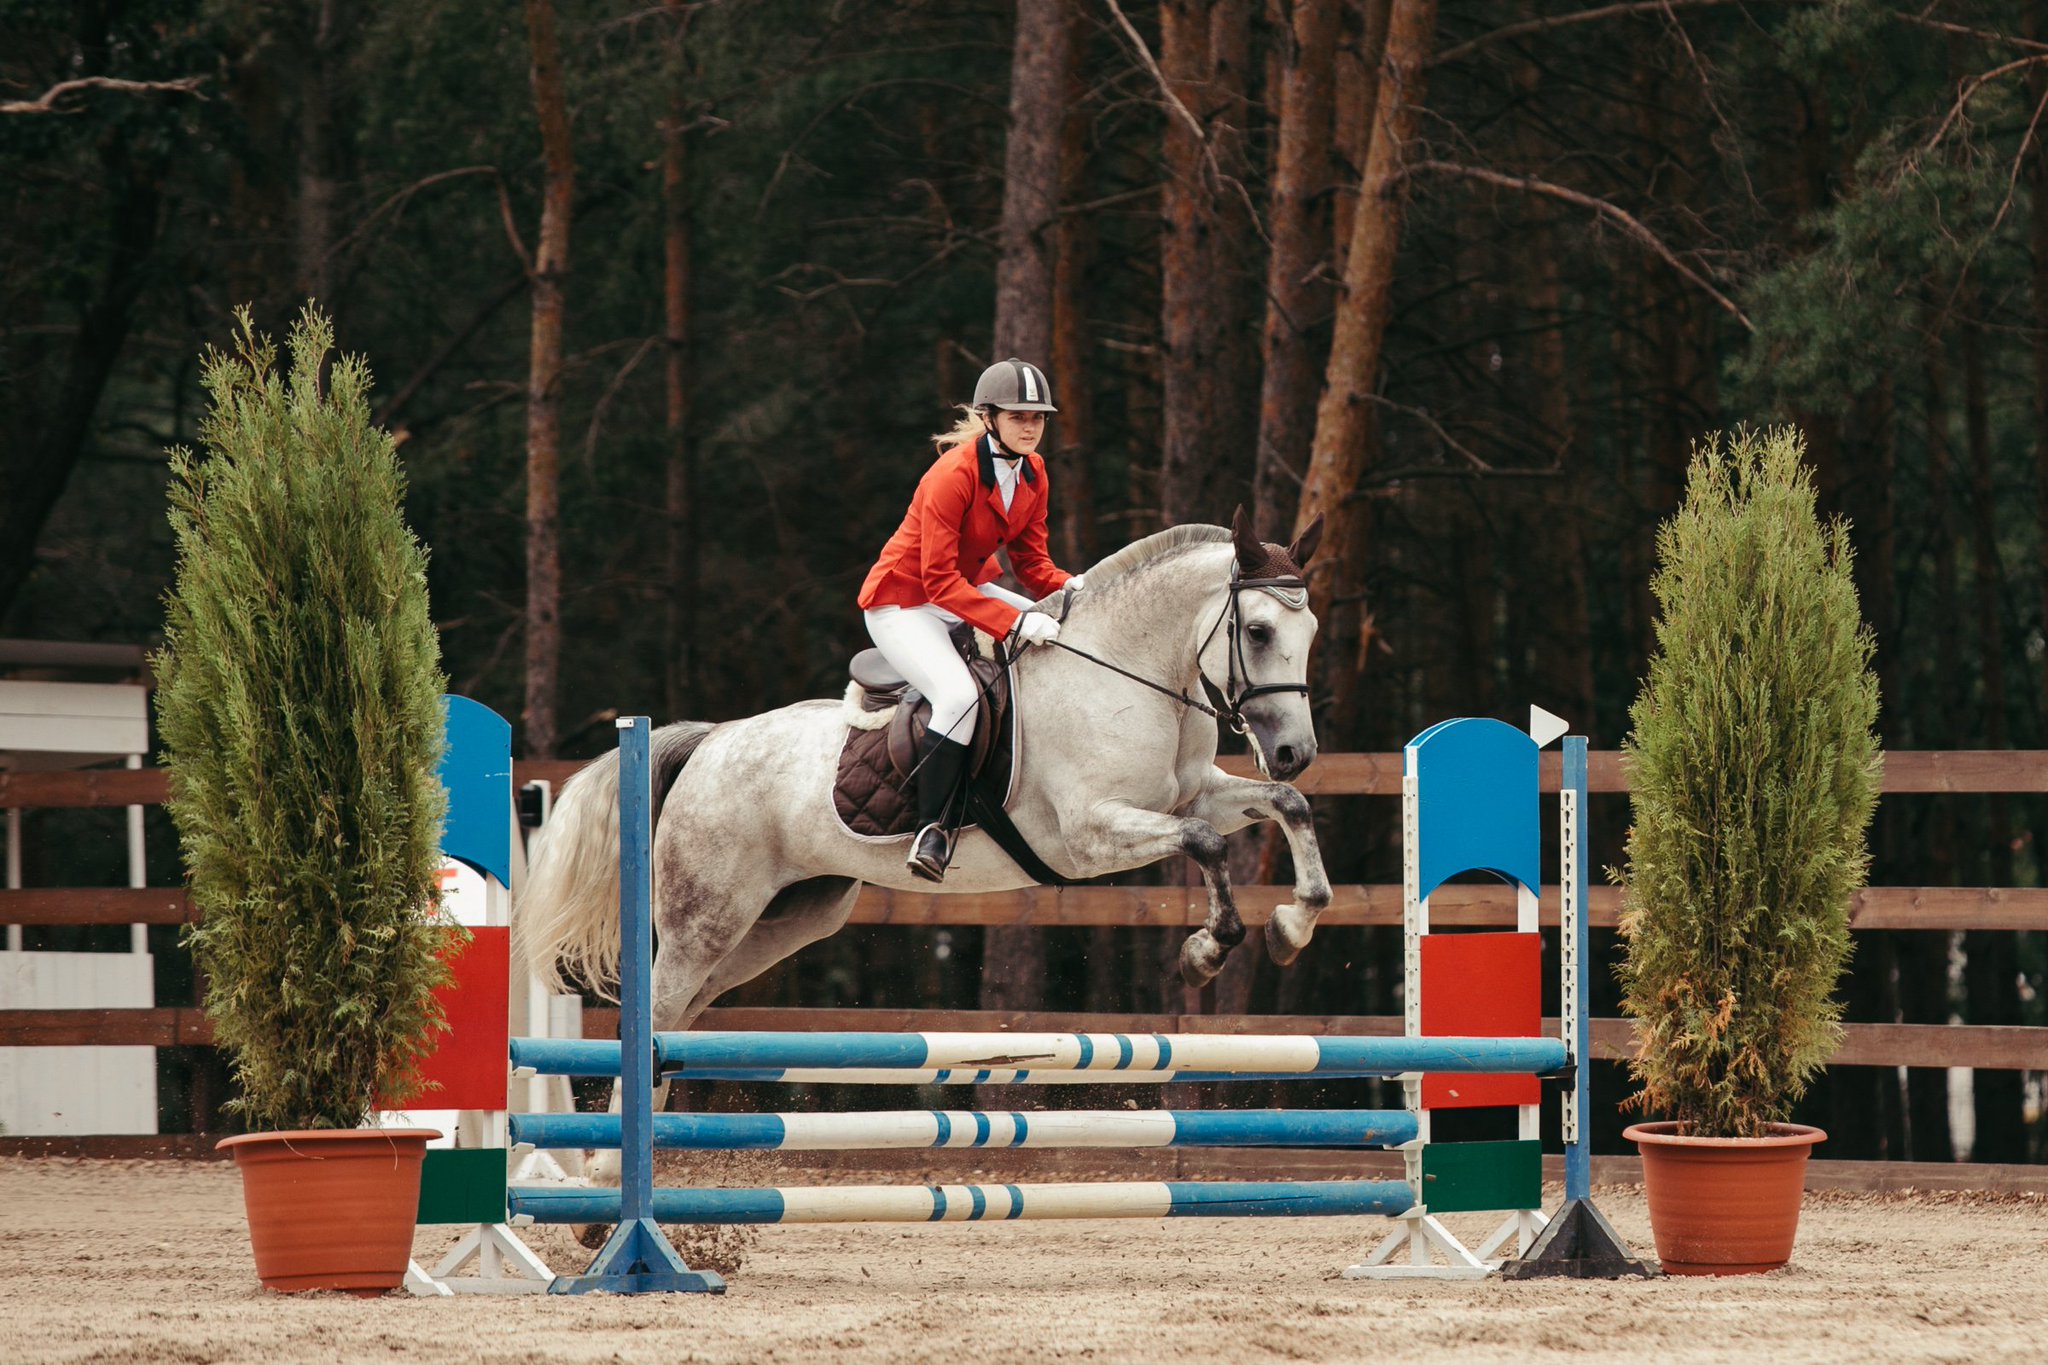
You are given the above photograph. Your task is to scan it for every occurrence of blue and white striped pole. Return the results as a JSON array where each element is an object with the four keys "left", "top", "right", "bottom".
[
  {"left": 509, "top": 1031, "right": 1569, "bottom": 1079},
  {"left": 512, "top": 1178, "right": 1414, "bottom": 1226},
  {"left": 510, "top": 1107, "right": 1420, "bottom": 1152}
]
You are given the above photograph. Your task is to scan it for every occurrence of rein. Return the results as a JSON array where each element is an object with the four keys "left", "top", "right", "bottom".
[{"left": 1034, "top": 566, "right": 1310, "bottom": 735}]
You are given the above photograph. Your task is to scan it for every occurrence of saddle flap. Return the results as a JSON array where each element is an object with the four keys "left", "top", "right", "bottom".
[
  {"left": 835, "top": 655, "right": 1018, "bottom": 841},
  {"left": 884, "top": 656, "right": 1006, "bottom": 779}
]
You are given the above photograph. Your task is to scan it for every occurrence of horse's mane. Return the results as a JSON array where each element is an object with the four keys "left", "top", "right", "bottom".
[{"left": 1076, "top": 524, "right": 1229, "bottom": 592}]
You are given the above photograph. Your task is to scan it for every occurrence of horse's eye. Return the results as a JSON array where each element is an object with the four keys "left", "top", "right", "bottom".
[{"left": 1247, "top": 624, "right": 1273, "bottom": 646}]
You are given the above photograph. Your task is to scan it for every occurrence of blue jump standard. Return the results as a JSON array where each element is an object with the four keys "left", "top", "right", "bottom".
[
  {"left": 508, "top": 1107, "right": 1421, "bottom": 1152},
  {"left": 509, "top": 1179, "right": 1416, "bottom": 1226}
]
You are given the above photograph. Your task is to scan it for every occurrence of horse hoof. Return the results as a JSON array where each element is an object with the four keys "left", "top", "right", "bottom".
[
  {"left": 575, "top": 1222, "right": 613, "bottom": 1251},
  {"left": 1264, "top": 915, "right": 1302, "bottom": 967},
  {"left": 1179, "top": 930, "right": 1226, "bottom": 987}
]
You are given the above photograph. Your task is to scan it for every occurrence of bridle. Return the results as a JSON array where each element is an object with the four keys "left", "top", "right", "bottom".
[
  {"left": 1198, "top": 567, "right": 1312, "bottom": 735},
  {"left": 1034, "top": 563, "right": 1311, "bottom": 736}
]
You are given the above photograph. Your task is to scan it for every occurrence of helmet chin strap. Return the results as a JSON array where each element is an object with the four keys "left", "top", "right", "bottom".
[{"left": 983, "top": 412, "right": 1033, "bottom": 461}]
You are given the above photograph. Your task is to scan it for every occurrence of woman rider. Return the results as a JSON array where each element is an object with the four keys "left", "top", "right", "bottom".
[{"left": 857, "top": 358, "right": 1082, "bottom": 882}]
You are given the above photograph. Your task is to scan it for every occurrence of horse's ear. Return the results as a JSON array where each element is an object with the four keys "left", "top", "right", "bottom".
[
  {"left": 1230, "top": 505, "right": 1264, "bottom": 573},
  {"left": 1287, "top": 515, "right": 1324, "bottom": 569}
]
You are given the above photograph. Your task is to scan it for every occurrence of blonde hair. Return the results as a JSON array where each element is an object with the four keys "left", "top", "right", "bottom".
[{"left": 932, "top": 404, "right": 988, "bottom": 451}]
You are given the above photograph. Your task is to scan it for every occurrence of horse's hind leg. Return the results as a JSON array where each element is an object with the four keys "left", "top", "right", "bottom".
[
  {"left": 690, "top": 876, "right": 862, "bottom": 1004},
  {"left": 576, "top": 876, "right": 859, "bottom": 1245},
  {"left": 576, "top": 864, "right": 775, "bottom": 1245}
]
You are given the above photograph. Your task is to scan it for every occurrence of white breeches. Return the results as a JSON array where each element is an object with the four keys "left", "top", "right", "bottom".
[{"left": 864, "top": 584, "right": 1032, "bottom": 743}]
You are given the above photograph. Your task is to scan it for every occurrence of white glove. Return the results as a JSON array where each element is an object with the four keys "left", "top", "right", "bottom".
[
  {"left": 1012, "top": 611, "right": 1061, "bottom": 647},
  {"left": 1066, "top": 574, "right": 1085, "bottom": 592}
]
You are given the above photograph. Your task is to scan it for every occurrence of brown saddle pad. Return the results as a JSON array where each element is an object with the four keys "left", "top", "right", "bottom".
[{"left": 833, "top": 655, "right": 1014, "bottom": 839}]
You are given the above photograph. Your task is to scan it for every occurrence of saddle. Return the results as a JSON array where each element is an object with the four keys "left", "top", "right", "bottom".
[{"left": 832, "top": 627, "right": 1016, "bottom": 839}]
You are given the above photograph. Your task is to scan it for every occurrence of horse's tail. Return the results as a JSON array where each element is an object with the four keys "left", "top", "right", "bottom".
[{"left": 513, "top": 720, "right": 718, "bottom": 1000}]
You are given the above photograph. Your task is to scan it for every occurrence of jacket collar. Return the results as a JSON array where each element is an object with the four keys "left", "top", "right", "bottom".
[{"left": 977, "top": 431, "right": 1040, "bottom": 488}]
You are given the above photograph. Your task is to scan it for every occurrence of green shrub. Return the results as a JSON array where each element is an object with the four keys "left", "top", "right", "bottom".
[
  {"left": 1615, "top": 427, "right": 1881, "bottom": 1138},
  {"left": 156, "top": 305, "right": 458, "bottom": 1132}
]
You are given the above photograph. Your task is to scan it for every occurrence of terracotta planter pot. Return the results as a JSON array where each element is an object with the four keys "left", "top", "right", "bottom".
[
  {"left": 217, "top": 1128, "right": 439, "bottom": 1294},
  {"left": 1623, "top": 1121, "right": 1825, "bottom": 1275}
]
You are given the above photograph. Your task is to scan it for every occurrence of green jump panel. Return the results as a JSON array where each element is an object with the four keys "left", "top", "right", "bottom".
[
  {"left": 416, "top": 1147, "right": 509, "bottom": 1225},
  {"left": 1419, "top": 1139, "right": 1541, "bottom": 1214}
]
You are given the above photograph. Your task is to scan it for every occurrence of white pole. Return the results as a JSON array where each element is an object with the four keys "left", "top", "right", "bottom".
[
  {"left": 127, "top": 755, "right": 146, "bottom": 954},
  {"left": 5, "top": 804, "right": 20, "bottom": 952}
]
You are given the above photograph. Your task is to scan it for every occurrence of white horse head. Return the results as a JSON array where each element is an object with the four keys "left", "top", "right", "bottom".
[{"left": 1202, "top": 506, "right": 1322, "bottom": 782}]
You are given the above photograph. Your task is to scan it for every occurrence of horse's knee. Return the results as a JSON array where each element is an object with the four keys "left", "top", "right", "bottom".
[
  {"left": 1270, "top": 784, "right": 1312, "bottom": 825},
  {"left": 1177, "top": 819, "right": 1227, "bottom": 869}
]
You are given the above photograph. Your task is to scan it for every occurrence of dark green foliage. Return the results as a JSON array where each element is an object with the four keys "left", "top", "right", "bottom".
[
  {"left": 1731, "top": 132, "right": 2010, "bottom": 413},
  {"left": 1616, "top": 428, "right": 1881, "bottom": 1137},
  {"left": 155, "top": 305, "right": 457, "bottom": 1132}
]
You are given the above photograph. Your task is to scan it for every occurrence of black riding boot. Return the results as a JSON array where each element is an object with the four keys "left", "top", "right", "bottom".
[{"left": 907, "top": 732, "right": 971, "bottom": 883}]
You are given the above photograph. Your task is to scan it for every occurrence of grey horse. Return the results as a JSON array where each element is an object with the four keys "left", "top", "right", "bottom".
[{"left": 515, "top": 513, "right": 1332, "bottom": 1202}]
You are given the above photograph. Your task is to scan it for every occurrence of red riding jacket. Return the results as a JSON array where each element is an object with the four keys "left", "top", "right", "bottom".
[{"left": 858, "top": 435, "right": 1073, "bottom": 639}]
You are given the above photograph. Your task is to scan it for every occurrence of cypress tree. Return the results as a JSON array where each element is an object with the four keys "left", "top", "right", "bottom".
[
  {"left": 1616, "top": 427, "right": 1882, "bottom": 1138},
  {"left": 156, "top": 305, "right": 458, "bottom": 1132}
]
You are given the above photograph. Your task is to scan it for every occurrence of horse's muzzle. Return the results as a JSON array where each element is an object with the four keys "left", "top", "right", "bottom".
[{"left": 1268, "top": 739, "right": 1316, "bottom": 782}]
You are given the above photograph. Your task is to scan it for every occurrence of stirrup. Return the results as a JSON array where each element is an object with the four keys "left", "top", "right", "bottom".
[{"left": 907, "top": 822, "right": 953, "bottom": 883}]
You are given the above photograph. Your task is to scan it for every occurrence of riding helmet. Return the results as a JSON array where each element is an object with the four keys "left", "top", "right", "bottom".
[{"left": 972, "top": 358, "right": 1058, "bottom": 413}]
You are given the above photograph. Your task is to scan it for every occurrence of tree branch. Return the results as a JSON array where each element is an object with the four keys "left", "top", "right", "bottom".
[
  {"left": 579, "top": 334, "right": 660, "bottom": 470},
  {"left": 1925, "top": 53, "right": 2048, "bottom": 153},
  {"left": 1405, "top": 159, "right": 1756, "bottom": 332},
  {"left": 372, "top": 273, "right": 530, "bottom": 431},
  {"left": 1430, "top": 1, "right": 1754, "bottom": 68},
  {"left": 1100, "top": 0, "right": 1270, "bottom": 247},
  {"left": 1893, "top": 14, "right": 2048, "bottom": 55},
  {"left": 330, "top": 166, "right": 533, "bottom": 277},
  {"left": 0, "top": 75, "right": 205, "bottom": 114}
]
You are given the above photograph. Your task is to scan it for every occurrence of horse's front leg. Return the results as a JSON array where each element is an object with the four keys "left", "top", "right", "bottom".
[
  {"left": 1064, "top": 804, "right": 1242, "bottom": 988},
  {"left": 1179, "top": 770, "right": 1332, "bottom": 968}
]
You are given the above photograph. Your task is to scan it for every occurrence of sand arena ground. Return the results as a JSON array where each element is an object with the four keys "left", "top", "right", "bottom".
[{"left": 3, "top": 1155, "right": 2044, "bottom": 1364}]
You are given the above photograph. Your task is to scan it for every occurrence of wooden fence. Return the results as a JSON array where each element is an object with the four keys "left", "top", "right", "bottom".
[{"left": 4, "top": 751, "right": 2045, "bottom": 1180}]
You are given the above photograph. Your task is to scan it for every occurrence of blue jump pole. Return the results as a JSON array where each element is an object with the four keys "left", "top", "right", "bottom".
[
  {"left": 509, "top": 1107, "right": 1421, "bottom": 1152},
  {"left": 1563, "top": 734, "right": 1592, "bottom": 1204},
  {"left": 511, "top": 1032, "right": 1569, "bottom": 1079},
  {"left": 647, "top": 1031, "right": 1567, "bottom": 1076},
  {"left": 546, "top": 717, "right": 724, "bottom": 1296}
]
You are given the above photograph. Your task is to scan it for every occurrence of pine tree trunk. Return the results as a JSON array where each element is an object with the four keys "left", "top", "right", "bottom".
[
  {"left": 982, "top": 0, "right": 1073, "bottom": 1014},
  {"left": 1293, "top": 0, "right": 1437, "bottom": 614},
  {"left": 1961, "top": 304, "right": 2025, "bottom": 1161},
  {"left": 1911, "top": 333, "right": 1961, "bottom": 1161},
  {"left": 993, "top": 0, "right": 1068, "bottom": 365},
  {"left": 0, "top": 17, "right": 162, "bottom": 622},
  {"left": 1050, "top": 1, "right": 1098, "bottom": 569},
  {"left": 1328, "top": 1, "right": 1390, "bottom": 282},
  {"left": 294, "top": 0, "right": 339, "bottom": 303},
  {"left": 1253, "top": 0, "right": 1338, "bottom": 538},
  {"left": 1204, "top": 0, "right": 1260, "bottom": 517},
  {"left": 2034, "top": 33, "right": 2048, "bottom": 721},
  {"left": 1506, "top": 61, "right": 1592, "bottom": 733},
  {"left": 1158, "top": 0, "right": 1218, "bottom": 528},
  {"left": 522, "top": 0, "right": 574, "bottom": 760},
  {"left": 662, "top": 0, "right": 696, "bottom": 722}
]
